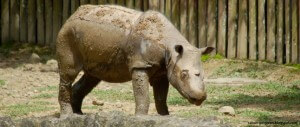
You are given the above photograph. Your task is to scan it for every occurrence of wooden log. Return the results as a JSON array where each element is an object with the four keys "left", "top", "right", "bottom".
[
  {"left": 53, "top": 0, "right": 62, "bottom": 46},
  {"left": 45, "top": 0, "right": 53, "bottom": 46},
  {"left": 149, "top": 0, "right": 159, "bottom": 11},
  {"left": 165, "top": 0, "right": 171, "bottom": 19},
  {"left": 276, "top": 0, "right": 283, "bottom": 64},
  {"left": 237, "top": 0, "right": 247, "bottom": 59},
  {"left": 227, "top": 0, "right": 237, "bottom": 58},
  {"left": 180, "top": 0, "right": 188, "bottom": 39},
  {"left": 116, "top": 0, "right": 125, "bottom": 6},
  {"left": 299, "top": 0, "right": 300, "bottom": 63},
  {"left": 217, "top": 0, "right": 226, "bottom": 56},
  {"left": 198, "top": 0, "right": 207, "bottom": 48},
  {"left": 135, "top": 0, "right": 142, "bottom": 11},
  {"left": 20, "top": 0, "right": 28, "bottom": 43},
  {"left": 90, "top": 0, "right": 98, "bottom": 5},
  {"left": 80, "top": 0, "right": 90, "bottom": 5},
  {"left": 28, "top": 0, "right": 37, "bottom": 44},
  {"left": 71, "top": 0, "right": 80, "bottom": 13},
  {"left": 249, "top": 0, "right": 257, "bottom": 60},
  {"left": 1, "top": 0, "right": 9, "bottom": 44},
  {"left": 291, "top": 0, "right": 298, "bottom": 63},
  {"left": 37, "top": 0, "right": 45, "bottom": 45},
  {"left": 171, "top": 0, "right": 180, "bottom": 29},
  {"left": 98, "top": 0, "right": 106, "bottom": 5},
  {"left": 284, "top": 0, "right": 290, "bottom": 63},
  {"left": 143, "top": 0, "right": 149, "bottom": 10},
  {"left": 125, "top": 0, "right": 134, "bottom": 8},
  {"left": 10, "top": 0, "right": 20, "bottom": 43},
  {"left": 258, "top": 0, "right": 266, "bottom": 60},
  {"left": 63, "top": 0, "right": 71, "bottom": 24},
  {"left": 267, "top": 0, "right": 275, "bottom": 62},
  {"left": 159, "top": 0, "right": 165, "bottom": 14},
  {"left": 207, "top": 0, "right": 216, "bottom": 54}
]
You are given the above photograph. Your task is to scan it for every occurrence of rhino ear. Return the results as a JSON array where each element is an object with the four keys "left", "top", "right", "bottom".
[
  {"left": 200, "top": 47, "right": 214, "bottom": 55},
  {"left": 175, "top": 45, "right": 183, "bottom": 55}
]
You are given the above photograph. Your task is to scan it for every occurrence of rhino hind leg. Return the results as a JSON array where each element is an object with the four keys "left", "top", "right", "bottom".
[
  {"left": 150, "top": 75, "right": 170, "bottom": 115},
  {"left": 71, "top": 73, "right": 100, "bottom": 114}
]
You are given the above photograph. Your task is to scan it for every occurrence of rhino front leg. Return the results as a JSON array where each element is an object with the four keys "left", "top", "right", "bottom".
[
  {"left": 132, "top": 69, "right": 150, "bottom": 115},
  {"left": 151, "top": 75, "right": 169, "bottom": 115},
  {"left": 72, "top": 73, "right": 100, "bottom": 114}
]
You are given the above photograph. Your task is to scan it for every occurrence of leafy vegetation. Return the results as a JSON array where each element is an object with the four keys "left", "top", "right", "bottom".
[
  {"left": 2, "top": 102, "right": 55, "bottom": 117},
  {"left": 0, "top": 80, "right": 5, "bottom": 87},
  {"left": 201, "top": 54, "right": 224, "bottom": 62}
]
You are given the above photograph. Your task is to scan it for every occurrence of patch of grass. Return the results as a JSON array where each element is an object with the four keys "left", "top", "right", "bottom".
[
  {"left": 91, "top": 89, "right": 134, "bottom": 102},
  {"left": 201, "top": 54, "right": 224, "bottom": 62},
  {"left": 240, "top": 109, "right": 273, "bottom": 121},
  {"left": 2, "top": 103, "right": 54, "bottom": 117},
  {"left": 286, "top": 64, "right": 300, "bottom": 70},
  {"left": 38, "top": 85, "right": 58, "bottom": 92},
  {"left": 0, "top": 80, "right": 5, "bottom": 87},
  {"left": 167, "top": 87, "right": 189, "bottom": 106},
  {"left": 82, "top": 105, "right": 98, "bottom": 110},
  {"left": 175, "top": 106, "right": 219, "bottom": 118},
  {"left": 33, "top": 93, "right": 56, "bottom": 99}
]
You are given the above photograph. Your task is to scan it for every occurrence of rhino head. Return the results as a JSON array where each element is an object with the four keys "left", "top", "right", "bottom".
[{"left": 166, "top": 45, "right": 214, "bottom": 106}]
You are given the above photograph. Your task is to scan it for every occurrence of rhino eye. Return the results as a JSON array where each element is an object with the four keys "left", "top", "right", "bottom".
[{"left": 180, "top": 70, "right": 189, "bottom": 80}]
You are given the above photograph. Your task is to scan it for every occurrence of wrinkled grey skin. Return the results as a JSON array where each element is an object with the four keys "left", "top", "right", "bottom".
[{"left": 56, "top": 5, "right": 214, "bottom": 118}]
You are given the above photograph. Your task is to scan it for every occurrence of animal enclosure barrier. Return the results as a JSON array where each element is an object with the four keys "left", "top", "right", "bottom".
[{"left": 0, "top": 0, "right": 299, "bottom": 64}]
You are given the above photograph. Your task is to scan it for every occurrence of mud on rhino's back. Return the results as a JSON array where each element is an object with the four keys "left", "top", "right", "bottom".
[{"left": 64, "top": 5, "right": 143, "bottom": 82}]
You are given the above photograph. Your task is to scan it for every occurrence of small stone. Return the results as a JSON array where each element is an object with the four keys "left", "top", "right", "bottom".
[
  {"left": 92, "top": 101, "right": 104, "bottom": 106},
  {"left": 29, "top": 53, "right": 41, "bottom": 63},
  {"left": 218, "top": 106, "right": 235, "bottom": 116}
]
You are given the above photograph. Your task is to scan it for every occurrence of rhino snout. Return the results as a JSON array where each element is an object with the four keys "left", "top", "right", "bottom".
[{"left": 188, "top": 90, "right": 207, "bottom": 106}]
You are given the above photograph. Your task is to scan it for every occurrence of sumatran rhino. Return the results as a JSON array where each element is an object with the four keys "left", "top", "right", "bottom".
[{"left": 56, "top": 5, "right": 214, "bottom": 118}]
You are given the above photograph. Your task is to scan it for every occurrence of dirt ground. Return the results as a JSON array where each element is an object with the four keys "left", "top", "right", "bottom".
[{"left": 0, "top": 46, "right": 299, "bottom": 126}]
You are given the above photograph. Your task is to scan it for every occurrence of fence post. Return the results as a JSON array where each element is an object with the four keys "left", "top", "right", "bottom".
[
  {"left": 237, "top": 0, "right": 247, "bottom": 59},
  {"left": 207, "top": 0, "right": 216, "bottom": 54},
  {"left": 165, "top": 0, "right": 171, "bottom": 19},
  {"left": 227, "top": 0, "right": 237, "bottom": 58},
  {"left": 1, "top": 0, "right": 9, "bottom": 45},
  {"left": 20, "top": 0, "right": 28, "bottom": 43},
  {"left": 291, "top": 0, "right": 298, "bottom": 63},
  {"left": 198, "top": 0, "right": 207, "bottom": 48},
  {"left": 45, "top": 0, "right": 53, "bottom": 46},
  {"left": 276, "top": 0, "right": 284, "bottom": 64},
  {"left": 37, "top": 0, "right": 45, "bottom": 45},
  {"left": 258, "top": 0, "right": 266, "bottom": 60},
  {"left": 63, "top": 0, "right": 71, "bottom": 24},
  {"left": 171, "top": 0, "right": 180, "bottom": 29},
  {"left": 217, "top": 0, "right": 227, "bottom": 56},
  {"left": 149, "top": 0, "right": 159, "bottom": 11},
  {"left": 126, "top": 0, "right": 134, "bottom": 8},
  {"left": 267, "top": 0, "right": 275, "bottom": 62},
  {"left": 10, "top": 0, "right": 20, "bottom": 43},
  {"left": 53, "top": 0, "right": 62, "bottom": 46},
  {"left": 28, "top": 0, "right": 37, "bottom": 44},
  {"left": 249, "top": 0, "right": 257, "bottom": 60}
]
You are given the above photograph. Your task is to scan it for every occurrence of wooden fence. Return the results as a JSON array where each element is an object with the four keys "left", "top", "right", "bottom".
[{"left": 0, "top": 0, "right": 300, "bottom": 64}]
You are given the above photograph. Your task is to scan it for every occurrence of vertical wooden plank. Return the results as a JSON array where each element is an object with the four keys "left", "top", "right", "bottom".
[
  {"left": 266, "top": 0, "right": 275, "bottom": 62},
  {"left": 258, "top": 0, "right": 266, "bottom": 60},
  {"left": 45, "top": 0, "right": 53, "bottom": 46},
  {"left": 20, "top": 0, "right": 27, "bottom": 43},
  {"left": 227, "top": 0, "right": 237, "bottom": 58},
  {"left": 80, "top": 0, "right": 90, "bottom": 5},
  {"left": 180, "top": 0, "right": 188, "bottom": 39},
  {"left": 198, "top": 0, "right": 207, "bottom": 48},
  {"left": 237, "top": 0, "right": 247, "bottom": 59},
  {"left": 37, "top": 0, "right": 45, "bottom": 45},
  {"left": 159, "top": 0, "right": 165, "bottom": 14},
  {"left": 207, "top": 0, "right": 216, "bottom": 53},
  {"left": 1, "top": 0, "right": 9, "bottom": 44},
  {"left": 126, "top": 0, "right": 134, "bottom": 8},
  {"left": 285, "top": 0, "right": 291, "bottom": 63},
  {"left": 276, "top": 0, "right": 283, "bottom": 64},
  {"left": 299, "top": 0, "right": 300, "bottom": 63},
  {"left": 116, "top": 0, "right": 125, "bottom": 6},
  {"left": 63, "top": 0, "right": 71, "bottom": 24},
  {"left": 98, "top": 0, "right": 106, "bottom": 5},
  {"left": 249, "top": 0, "right": 257, "bottom": 60},
  {"left": 90, "top": 0, "right": 98, "bottom": 5},
  {"left": 149, "top": 0, "right": 159, "bottom": 11},
  {"left": 217, "top": 0, "right": 227, "bottom": 56},
  {"left": 165, "top": 0, "right": 171, "bottom": 19},
  {"left": 171, "top": 0, "right": 180, "bottom": 29},
  {"left": 71, "top": 0, "right": 80, "bottom": 13},
  {"left": 28, "top": 0, "right": 37, "bottom": 44},
  {"left": 135, "top": 0, "right": 142, "bottom": 11},
  {"left": 10, "top": 0, "right": 20, "bottom": 43},
  {"left": 143, "top": 0, "right": 149, "bottom": 10},
  {"left": 53, "top": 0, "right": 62, "bottom": 46},
  {"left": 291, "top": 0, "right": 298, "bottom": 63}
]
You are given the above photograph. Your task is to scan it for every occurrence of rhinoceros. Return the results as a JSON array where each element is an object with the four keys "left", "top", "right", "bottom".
[{"left": 56, "top": 5, "right": 214, "bottom": 118}]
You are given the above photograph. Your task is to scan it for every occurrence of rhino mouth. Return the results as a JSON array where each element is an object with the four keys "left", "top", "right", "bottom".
[{"left": 187, "top": 96, "right": 206, "bottom": 106}]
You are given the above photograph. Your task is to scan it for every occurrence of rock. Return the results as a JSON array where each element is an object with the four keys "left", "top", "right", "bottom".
[
  {"left": 92, "top": 100, "right": 104, "bottom": 106},
  {"left": 218, "top": 106, "right": 235, "bottom": 116},
  {"left": 29, "top": 53, "right": 41, "bottom": 63},
  {"left": 0, "top": 111, "right": 228, "bottom": 127},
  {"left": 40, "top": 59, "right": 58, "bottom": 72}
]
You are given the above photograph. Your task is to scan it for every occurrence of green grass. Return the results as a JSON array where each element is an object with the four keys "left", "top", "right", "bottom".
[
  {"left": 2, "top": 102, "right": 55, "bottom": 117},
  {"left": 286, "top": 64, "right": 300, "bottom": 70},
  {"left": 201, "top": 54, "right": 224, "bottom": 62},
  {"left": 37, "top": 85, "right": 58, "bottom": 92},
  {"left": 91, "top": 89, "right": 134, "bottom": 102},
  {"left": 240, "top": 109, "right": 273, "bottom": 121},
  {"left": 32, "top": 93, "right": 57, "bottom": 99},
  {"left": 0, "top": 80, "right": 5, "bottom": 87},
  {"left": 167, "top": 87, "right": 189, "bottom": 106}
]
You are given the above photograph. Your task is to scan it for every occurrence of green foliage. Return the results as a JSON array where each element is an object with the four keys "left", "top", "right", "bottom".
[
  {"left": 240, "top": 109, "right": 273, "bottom": 121},
  {"left": 33, "top": 93, "right": 57, "bottom": 99},
  {"left": 167, "top": 87, "right": 189, "bottom": 106},
  {"left": 201, "top": 54, "right": 224, "bottom": 62},
  {"left": 286, "top": 64, "right": 300, "bottom": 70},
  {"left": 0, "top": 80, "right": 5, "bottom": 87},
  {"left": 91, "top": 89, "right": 134, "bottom": 102},
  {"left": 2, "top": 102, "right": 54, "bottom": 117}
]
